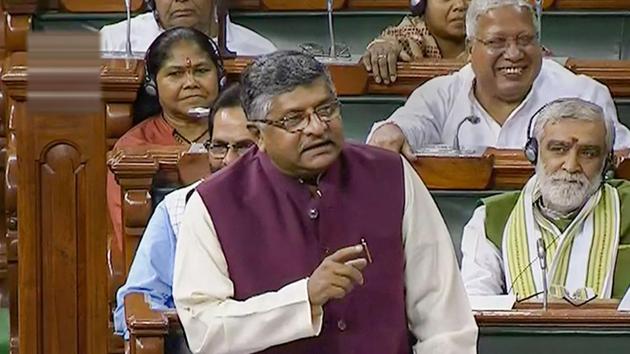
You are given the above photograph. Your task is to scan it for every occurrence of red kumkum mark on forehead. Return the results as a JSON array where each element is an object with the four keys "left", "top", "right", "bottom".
[{"left": 185, "top": 57, "right": 192, "bottom": 68}]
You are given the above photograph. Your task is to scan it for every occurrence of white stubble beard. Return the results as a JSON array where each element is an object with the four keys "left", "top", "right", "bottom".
[{"left": 536, "top": 162, "right": 602, "bottom": 215}]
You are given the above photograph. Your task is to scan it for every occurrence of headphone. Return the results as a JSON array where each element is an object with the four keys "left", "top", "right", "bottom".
[
  {"left": 410, "top": 0, "right": 427, "bottom": 16},
  {"left": 524, "top": 97, "right": 615, "bottom": 178},
  {"left": 145, "top": 0, "right": 155, "bottom": 11},
  {"left": 143, "top": 33, "right": 227, "bottom": 97}
]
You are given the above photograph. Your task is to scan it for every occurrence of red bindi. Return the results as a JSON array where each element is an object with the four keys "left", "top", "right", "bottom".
[{"left": 185, "top": 57, "right": 192, "bottom": 68}]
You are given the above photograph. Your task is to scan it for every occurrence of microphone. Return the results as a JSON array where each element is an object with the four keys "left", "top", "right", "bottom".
[
  {"left": 327, "top": 0, "right": 336, "bottom": 58},
  {"left": 537, "top": 237, "right": 549, "bottom": 311},
  {"left": 124, "top": 0, "right": 132, "bottom": 57},
  {"left": 506, "top": 235, "right": 558, "bottom": 301},
  {"left": 452, "top": 115, "right": 480, "bottom": 151},
  {"left": 187, "top": 107, "right": 211, "bottom": 120}
]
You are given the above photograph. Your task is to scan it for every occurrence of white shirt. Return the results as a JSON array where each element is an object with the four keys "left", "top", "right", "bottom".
[
  {"left": 368, "top": 59, "right": 630, "bottom": 150},
  {"left": 100, "top": 13, "right": 276, "bottom": 56},
  {"left": 173, "top": 157, "right": 478, "bottom": 354},
  {"left": 461, "top": 204, "right": 616, "bottom": 297}
]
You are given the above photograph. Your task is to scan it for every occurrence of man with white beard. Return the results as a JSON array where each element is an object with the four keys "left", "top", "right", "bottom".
[{"left": 460, "top": 97, "right": 630, "bottom": 301}]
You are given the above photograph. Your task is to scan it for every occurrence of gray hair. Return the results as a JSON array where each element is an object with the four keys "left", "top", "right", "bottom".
[
  {"left": 533, "top": 98, "right": 615, "bottom": 153},
  {"left": 240, "top": 50, "right": 336, "bottom": 122},
  {"left": 466, "top": 0, "right": 536, "bottom": 39}
]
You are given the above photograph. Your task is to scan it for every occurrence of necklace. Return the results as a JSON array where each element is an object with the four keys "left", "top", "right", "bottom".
[
  {"left": 161, "top": 114, "right": 208, "bottom": 145},
  {"left": 172, "top": 129, "right": 208, "bottom": 145}
]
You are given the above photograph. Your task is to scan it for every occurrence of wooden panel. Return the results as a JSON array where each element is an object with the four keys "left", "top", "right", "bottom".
[
  {"left": 554, "top": 0, "right": 630, "bottom": 9},
  {"left": 1, "top": 0, "right": 37, "bottom": 14},
  {"left": 1, "top": 6, "right": 33, "bottom": 353},
  {"left": 348, "top": 0, "right": 408, "bottom": 9},
  {"left": 60, "top": 0, "right": 144, "bottom": 13},
  {"left": 230, "top": 0, "right": 261, "bottom": 10},
  {"left": 566, "top": 59, "right": 630, "bottom": 98},
  {"left": 18, "top": 32, "right": 107, "bottom": 354},
  {"left": 349, "top": 0, "right": 553, "bottom": 10},
  {"left": 108, "top": 146, "right": 194, "bottom": 274},
  {"left": 477, "top": 301, "right": 630, "bottom": 326},
  {"left": 414, "top": 155, "right": 494, "bottom": 190},
  {"left": 225, "top": 58, "right": 630, "bottom": 98},
  {"left": 262, "top": 0, "right": 346, "bottom": 10},
  {"left": 125, "top": 293, "right": 168, "bottom": 354}
]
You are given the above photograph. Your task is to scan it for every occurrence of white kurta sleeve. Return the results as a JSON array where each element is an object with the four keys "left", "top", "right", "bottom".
[
  {"left": 366, "top": 76, "right": 452, "bottom": 148},
  {"left": 400, "top": 158, "right": 478, "bottom": 354},
  {"left": 172, "top": 192, "right": 322, "bottom": 354},
  {"left": 460, "top": 205, "right": 506, "bottom": 296}
]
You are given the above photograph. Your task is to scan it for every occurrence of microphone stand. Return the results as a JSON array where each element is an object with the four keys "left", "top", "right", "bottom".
[
  {"left": 327, "top": 0, "right": 336, "bottom": 59},
  {"left": 537, "top": 237, "right": 549, "bottom": 311},
  {"left": 124, "top": 0, "right": 132, "bottom": 58},
  {"left": 452, "top": 116, "right": 480, "bottom": 151}
]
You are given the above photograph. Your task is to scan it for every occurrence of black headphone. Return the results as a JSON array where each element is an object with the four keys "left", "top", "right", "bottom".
[
  {"left": 524, "top": 97, "right": 615, "bottom": 178},
  {"left": 143, "top": 33, "right": 226, "bottom": 97},
  {"left": 410, "top": 0, "right": 427, "bottom": 16}
]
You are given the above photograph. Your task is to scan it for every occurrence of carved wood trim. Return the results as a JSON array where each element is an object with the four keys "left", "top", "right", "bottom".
[
  {"left": 18, "top": 32, "right": 108, "bottom": 354},
  {"left": 108, "top": 146, "right": 189, "bottom": 276},
  {"left": 1, "top": 8, "right": 29, "bottom": 353}
]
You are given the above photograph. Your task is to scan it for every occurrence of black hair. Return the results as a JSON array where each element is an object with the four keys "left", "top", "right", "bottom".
[
  {"left": 133, "top": 27, "right": 224, "bottom": 124},
  {"left": 208, "top": 83, "right": 242, "bottom": 138}
]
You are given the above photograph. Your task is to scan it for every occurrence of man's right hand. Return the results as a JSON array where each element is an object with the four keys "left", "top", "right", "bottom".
[
  {"left": 368, "top": 123, "right": 416, "bottom": 161},
  {"left": 362, "top": 40, "right": 402, "bottom": 85},
  {"left": 307, "top": 245, "right": 368, "bottom": 309}
]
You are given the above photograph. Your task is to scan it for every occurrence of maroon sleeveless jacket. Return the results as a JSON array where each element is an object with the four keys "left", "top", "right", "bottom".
[{"left": 196, "top": 143, "right": 411, "bottom": 354}]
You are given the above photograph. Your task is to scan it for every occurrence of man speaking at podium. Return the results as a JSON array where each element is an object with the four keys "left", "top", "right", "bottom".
[
  {"left": 461, "top": 98, "right": 630, "bottom": 302},
  {"left": 173, "top": 51, "right": 477, "bottom": 354},
  {"left": 101, "top": 0, "right": 276, "bottom": 56}
]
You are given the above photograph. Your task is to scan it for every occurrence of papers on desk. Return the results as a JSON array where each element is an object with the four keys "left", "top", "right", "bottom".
[
  {"left": 618, "top": 289, "right": 630, "bottom": 311},
  {"left": 469, "top": 294, "right": 516, "bottom": 311}
]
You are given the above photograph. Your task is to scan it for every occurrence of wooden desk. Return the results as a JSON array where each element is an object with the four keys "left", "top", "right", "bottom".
[
  {"left": 477, "top": 302, "right": 630, "bottom": 354},
  {"left": 224, "top": 57, "right": 630, "bottom": 98}
]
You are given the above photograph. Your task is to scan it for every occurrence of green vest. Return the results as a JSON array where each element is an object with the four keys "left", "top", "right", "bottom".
[{"left": 482, "top": 179, "right": 630, "bottom": 299}]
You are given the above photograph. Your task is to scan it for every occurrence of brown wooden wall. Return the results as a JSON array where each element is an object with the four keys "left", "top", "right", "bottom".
[{"left": 27, "top": 0, "right": 630, "bottom": 12}]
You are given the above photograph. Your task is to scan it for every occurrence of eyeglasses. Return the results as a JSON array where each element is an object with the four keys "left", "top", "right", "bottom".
[
  {"left": 299, "top": 42, "right": 351, "bottom": 59},
  {"left": 474, "top": 34, "right": 538, "bottom": 54},
  {"left": 203, "top": 140, "right": 255, "bottom": 159},
  {"left": 251, "top": 99, "right": 342, "bottom": 134}
]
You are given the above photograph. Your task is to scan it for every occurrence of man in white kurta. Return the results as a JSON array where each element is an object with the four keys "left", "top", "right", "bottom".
[
  {"left": 461, "top": 98, "right": 630, "bottom": 300},
  {"left": 101, "top": 13, "right": 276, "bottom": 56},
  {"left": 173, "top": 50, "right": 477, "bottom": 354},
  {"left": 367, "top": 0, "right": 630, "bottom": 155}
]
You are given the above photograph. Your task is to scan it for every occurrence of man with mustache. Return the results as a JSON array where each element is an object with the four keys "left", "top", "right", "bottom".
[
  {"left": 113, "top": 84, "right": 257, "bottom": 341},
  {"left": 101, "top": 0, "right": 276, "bottom": 55},
  {"left": 461, "top": 98, "right": 630, "bottom": 301},
  {"left": 367, "top": 0, "right": 630, "bottom": 159},
  {"left": 173, "top": 51, "right": 477, "bottom": 354}
]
